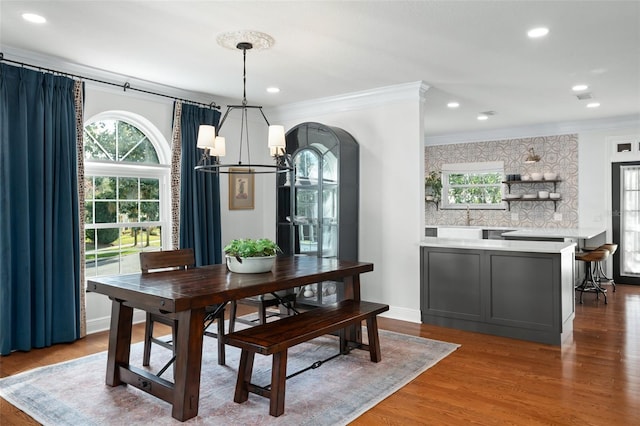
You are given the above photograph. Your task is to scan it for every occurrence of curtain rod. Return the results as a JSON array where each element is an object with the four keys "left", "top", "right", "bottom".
[{"left": 0, "top": 52, "right": 220, "bottom": 110}]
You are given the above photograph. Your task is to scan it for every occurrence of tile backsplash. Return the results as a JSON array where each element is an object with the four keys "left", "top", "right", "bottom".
[{"left": 425, "top": 134, "right": 578, "bottom": 228}]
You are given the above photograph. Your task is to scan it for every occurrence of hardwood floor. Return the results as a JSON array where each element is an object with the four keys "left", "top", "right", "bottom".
[{"left": 1, "top": 284, "right": 638, "bottom": 425}]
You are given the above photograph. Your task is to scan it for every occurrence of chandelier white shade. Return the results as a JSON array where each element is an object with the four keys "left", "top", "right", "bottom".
[
  {"left": 196, "top": 125, "right": 226, "bottom": 157},
  {"left": 196, "top": 125, "right": 216, "bottom": 149},
  {"left": 212, "top": 136, "right": 226, "bottom": 157},
  {"left": 268, "top": 125, "right": 286, "bottom": 156}
]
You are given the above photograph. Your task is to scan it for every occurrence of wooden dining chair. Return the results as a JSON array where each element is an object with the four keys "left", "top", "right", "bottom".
[{"left": 140, "top": 248, "right": 226, "bottom": 374}]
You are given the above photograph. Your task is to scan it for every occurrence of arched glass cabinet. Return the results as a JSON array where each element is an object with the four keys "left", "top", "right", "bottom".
[{"left": 277, "top": 122, "right": 359, "bottom": 306}]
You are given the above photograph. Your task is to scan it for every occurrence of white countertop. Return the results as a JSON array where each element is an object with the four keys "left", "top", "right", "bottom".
[
  {"left": 421, "top": 237, "right": 576, "bottom": 254},
  {"left": 426, "top": 225, "right": 606, "bottom": 240},
  {"left": 501, "top": 227, "right": 605, "bottom": 239}
]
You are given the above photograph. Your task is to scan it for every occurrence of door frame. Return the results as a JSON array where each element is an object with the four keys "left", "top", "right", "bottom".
[{"left": 611, "top": 161, "right": 640, "bottom": 285}]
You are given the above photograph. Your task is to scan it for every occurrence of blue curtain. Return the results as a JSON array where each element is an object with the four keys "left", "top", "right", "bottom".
[
  {"left": 178, "top": 103, "right": 222, "bottom": 266},
  {"left": 0, "top": 64, "right": 81, "bottom": 355}
]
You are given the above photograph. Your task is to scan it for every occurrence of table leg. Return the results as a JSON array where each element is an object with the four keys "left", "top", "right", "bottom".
[
  {"left": 342, "top": 274, "right": 361, "bottom": 301},
  {"left": 343, "top": 274, "right": 363, "bottom": 345},
  {"left": 171, "top": 308, "right": 205, "bottom": 421},
  {"left": 105, "top": 299, "right": 133, "bottom": 386}
]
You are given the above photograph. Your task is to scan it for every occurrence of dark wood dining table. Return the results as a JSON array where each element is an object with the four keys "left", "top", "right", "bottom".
[{"left": 87, "top": 255, "right": 374, "bottom": 421}]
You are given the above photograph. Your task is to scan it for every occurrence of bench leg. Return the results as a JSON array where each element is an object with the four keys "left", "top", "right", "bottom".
[
  {"left": 234, "top": 349, "right": 255, "bottom": 403},
  {"left": 269, "top": 351, "right": 288, "bottom": 417},
  {"left": 366, "top": 316, "right": 382, "bottom": 362}
]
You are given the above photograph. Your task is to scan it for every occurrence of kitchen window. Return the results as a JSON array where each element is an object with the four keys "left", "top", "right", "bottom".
[{"left": 441, "top": 161, "right": 505, "bottom": 209}]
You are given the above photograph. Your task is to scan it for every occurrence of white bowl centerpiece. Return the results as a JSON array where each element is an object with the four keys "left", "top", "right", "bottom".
[{"left": 224, "top": 238, "right": 281, "bottom": 274}]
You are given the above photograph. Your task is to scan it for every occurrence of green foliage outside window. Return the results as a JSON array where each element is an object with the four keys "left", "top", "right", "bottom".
[
  {"left": 84, "top": 120, "right": 159, "bottom": 164},
  {"left": 85, "top": 176, "right": 160, "bottom": 244},
  {"left": 444, "top": 171, "right": 503, "bottom": 206}
]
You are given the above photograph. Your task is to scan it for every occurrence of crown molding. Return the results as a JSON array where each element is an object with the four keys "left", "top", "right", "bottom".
[
  {"left": 424, "top": 114, "right": 640, "bottom": 146},
  {"left": 268, "top": 81, "right": 430, "bottom": 121}
]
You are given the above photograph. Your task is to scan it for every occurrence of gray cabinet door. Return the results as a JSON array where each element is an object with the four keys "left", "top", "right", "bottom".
[{"left": 421, "top": 248, "right": 482, "bottom": 321}]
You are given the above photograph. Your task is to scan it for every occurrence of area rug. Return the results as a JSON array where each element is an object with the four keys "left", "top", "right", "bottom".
[{"left": 0, "top": 328, "right": 459, "bottom": 425}]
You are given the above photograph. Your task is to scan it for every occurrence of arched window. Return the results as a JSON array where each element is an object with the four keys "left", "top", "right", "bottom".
[{"left": 84, "top": 111, "right": 170, "bottom": 277}]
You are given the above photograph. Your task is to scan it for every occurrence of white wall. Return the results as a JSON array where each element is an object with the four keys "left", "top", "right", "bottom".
[
  {"left": 216, "top": 114, "right": 275, "bottom": 244},
  {"left": 269, "top": 82, "right": 429, "bottom": 322},
  {"left": 578, "top": 125, "right": 640, "bottom": 241}
]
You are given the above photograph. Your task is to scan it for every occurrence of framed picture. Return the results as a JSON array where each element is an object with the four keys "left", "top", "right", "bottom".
[{"left": 229, "top": 168, "right": 254, "bottom": 210}]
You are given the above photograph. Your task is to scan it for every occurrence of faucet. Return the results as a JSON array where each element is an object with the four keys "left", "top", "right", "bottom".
[{"left": 466, "top": 205, "right": 473, "bottom": 226}]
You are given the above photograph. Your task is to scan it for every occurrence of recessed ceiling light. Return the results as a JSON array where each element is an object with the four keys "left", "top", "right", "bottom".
[
  {"left": 587, "top": 102, "right": 601, "bottom": 108},
  {"left": 572, "top": 84, "right": 589, "bottom": 91},
  {"left": 447, "top": 102, "right": 460, "bottom": 108},
  {"left": 477, "top": 114, "right": 489, "bottom": 121},
  {"left": 527, "top": 27, "right": 549, "bottom": 38},
  {"left": 266, "top": 87, "right": 280, "bottom": 94},
  {"left": 22, "top": 13, "right": 46, "bottom": 24}
]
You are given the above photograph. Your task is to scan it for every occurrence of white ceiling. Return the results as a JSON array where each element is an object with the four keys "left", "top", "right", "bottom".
[{"left": 1, "top": 1, "right": 639, "bottom": 137}]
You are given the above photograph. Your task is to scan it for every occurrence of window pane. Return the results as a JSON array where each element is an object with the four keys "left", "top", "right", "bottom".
[
  {"left": 124, "top": 139, "right": 159, "bottom": 164},
  {"left": 84, "top": 120, "right": 116, "bottom": 161},
  {"left": 140, "top": 201, "right": 159, "bottom": 221},
  {"left": 94, "top": 176, "right": 116, "bottom": 200},
  {"left": 94, "top": 201, "right": 117, "bottom": 224},
  {"left": 84, "top": 177, "right": 94, "bottom": 199},
  {"left": 120, "top": 250, "right": 143, "bottom": 274},
  {"left": 140, "top": 178, "right": 159, "bottom": 200},
  {"left": 96, "top": 226, "right": 120, "bottom": 245},
  {"left": 85, "top": 201, "right": 94, "bottom": 224},
  {"left": 448, "top": 173, "right": 467, "bottom": 185},
  {"left": 119, "top": 201, "right": 139, "bottom": 222},
  {"left": 117, "top": 121, "right": 159, "bottom": 164},
  {"left": 295, "top": 150, "right": 320, "bottom": 182},
  {"left": 143, "top": 226, "right": 162, "bottom": 249},
  {"left": 118, "top": 177, "right": 138, "bottom": 200},
  {"left": 117, "top": 121, "right": 145, "bottom": 162}
]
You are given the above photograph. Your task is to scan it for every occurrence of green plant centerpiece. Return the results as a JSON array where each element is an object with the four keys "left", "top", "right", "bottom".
[
  {"left": 223, "top": 238, "right": 281, "bottom": 273},
  {"left": 425, "top": 170, "right": 442, "bottom": 202}
]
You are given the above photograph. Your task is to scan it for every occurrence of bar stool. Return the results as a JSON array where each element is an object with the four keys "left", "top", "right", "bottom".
[
  {"left": 575, "top": 249, "right": 609, "bottom": 304},
  {"left": 595, "top": 243, "right": 617, "bottom": 292},
  {"left": 582, "top": 243, "right": 618, "bottom": 292}
]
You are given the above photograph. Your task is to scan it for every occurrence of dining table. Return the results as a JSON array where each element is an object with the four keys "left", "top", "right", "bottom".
[{"left": 87, "top": 255, "right": 374, "bottom": 421}]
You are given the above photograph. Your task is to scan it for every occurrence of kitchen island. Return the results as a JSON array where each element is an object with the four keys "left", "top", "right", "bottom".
[{"left": 420, "top": 237, "right": 576, "bottom": 345}]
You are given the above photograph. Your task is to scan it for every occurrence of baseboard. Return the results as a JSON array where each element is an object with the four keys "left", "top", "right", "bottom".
[
  {"left": 380, "top": 306, "right": 421, "bottom": 324},
  {"left": 86, "top": 310, "right": 147, "bottom": 335}
]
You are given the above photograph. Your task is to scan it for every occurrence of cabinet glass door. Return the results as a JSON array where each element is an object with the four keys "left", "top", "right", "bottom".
[
  {"left": 321, "top": 147, "right": 338, "bottom": 257},
  {"left": 294, "top": 149, "right": 321, "bottom": 255},
  {"left": 293, "top": 145, "right": 339, "bottom": 258}
]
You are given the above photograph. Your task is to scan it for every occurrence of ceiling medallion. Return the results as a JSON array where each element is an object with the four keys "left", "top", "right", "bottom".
[{"left": 216, "top": 30, "right": 274, "bottom": 51}]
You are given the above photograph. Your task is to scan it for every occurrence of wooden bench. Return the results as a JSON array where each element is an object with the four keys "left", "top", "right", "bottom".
[{"left": 225, "top": 299, "right": 390, "bottom": 417}]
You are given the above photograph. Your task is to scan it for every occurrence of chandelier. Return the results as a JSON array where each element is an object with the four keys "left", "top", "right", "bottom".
[{"left": 195, "top": 31, "right": 291, "bottom": 174}]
